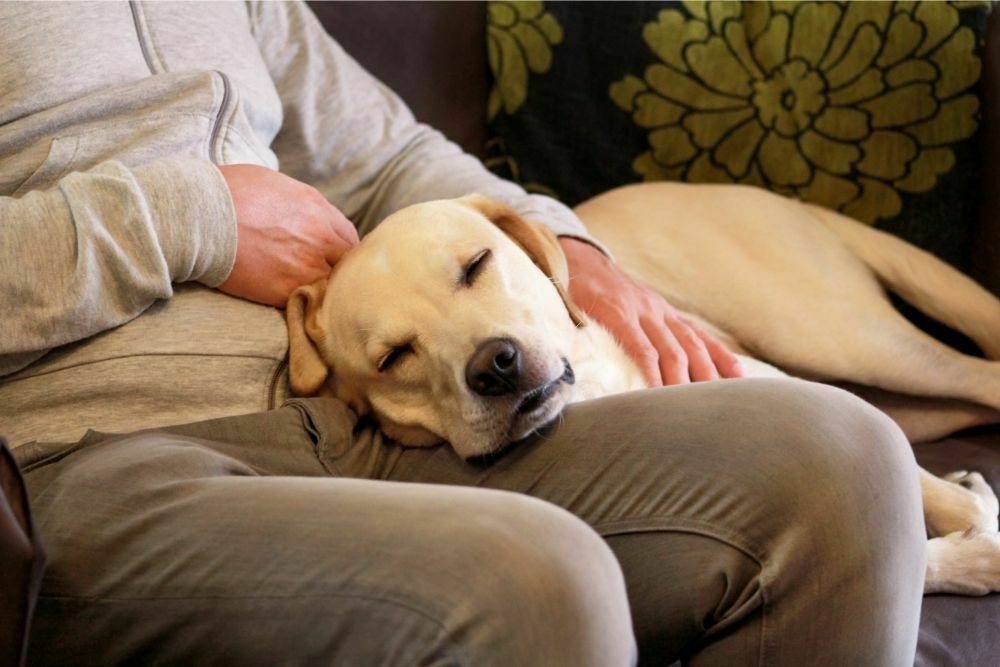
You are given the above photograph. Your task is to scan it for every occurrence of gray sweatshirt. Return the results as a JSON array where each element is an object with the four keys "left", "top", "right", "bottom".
[{"left": 0, "top": 1, "right": 596, "bottom": 446}]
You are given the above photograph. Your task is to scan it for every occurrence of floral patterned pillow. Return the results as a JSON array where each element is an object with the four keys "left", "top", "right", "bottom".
[{"left": 485, "top": 0, "right": 992, "bottom": 272}]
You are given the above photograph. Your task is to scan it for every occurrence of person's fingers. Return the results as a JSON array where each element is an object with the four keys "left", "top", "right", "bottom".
[
  {"left": 314, "top": 207, "right": 358, "bottom": 266},
  {"left": 639, "top": 315, "right": 689, "bottom": 386},
  {"left": 613, "top": 316, "right": 666, "bottom": 387},
  {"left": 704, "top": 334, "right": 745, "bottom": 378},
  {"left": 326, "top": 202, "right": 360, "bottom": 245},
  {"left": 665, "top": 316, "right": 717, "bottom": 382},
  {"left": 683, "top": 316, "right": 745, "bottom": 378},
  {"left": 321, "top": 234, "right": 355, "bottom": 267},
  {"left": 301, "top": 260, "right": 333, "bottom": 285}
]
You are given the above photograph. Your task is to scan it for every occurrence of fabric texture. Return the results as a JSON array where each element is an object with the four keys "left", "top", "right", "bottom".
[
  {"left": 18, "top": 379, "right": 926, "bottom": 666},
  {"left": 486, "top": 0, "right": 993, "bottom": 273},
  {"left": 0, "top": 0, "right": 598, "bottom": 447}
]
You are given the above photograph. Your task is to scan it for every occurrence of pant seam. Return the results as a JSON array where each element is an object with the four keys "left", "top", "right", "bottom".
[
  {"left": 596, "top": 515, "right": 772, "bottom": 666},
  {"left": 285, "top": 398, "right": 344, "bottom": 477},
  {"left": 17, "top": 429, "right": 118, "bottom": 473},
  {"left": 593, "top": 516, "right": 768, "bottom": 563}
]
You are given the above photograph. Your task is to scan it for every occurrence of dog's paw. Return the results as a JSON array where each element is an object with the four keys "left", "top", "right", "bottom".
[
  {"left": 926, "top": 530, "right": 1000, "bottom": 596},
  {"left": 942, "top": 470, "right": 1000, "bottom": 531},
  {"left": 944, "top": 470, "right": 995, "bottom": 496}
]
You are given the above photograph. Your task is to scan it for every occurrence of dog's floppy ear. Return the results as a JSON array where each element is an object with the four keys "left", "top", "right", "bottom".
[
  {"left": 286, "top": 279, "right": 330, "bottom": 396},
  {"left": 459, "top": 194, "right": 586, "bottom": 327}
]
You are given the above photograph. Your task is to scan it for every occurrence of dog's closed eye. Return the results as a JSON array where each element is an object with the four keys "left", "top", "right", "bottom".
[
  {"left": 461, "top": 249, "right": 491, "bottom": 287},
  {"left": 378, "top": 343, "right": 414, "bottom": 372}
]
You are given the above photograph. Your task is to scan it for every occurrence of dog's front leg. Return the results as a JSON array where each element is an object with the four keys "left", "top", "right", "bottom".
[
  {"left": 920, "top": 467, "right": 998, "bottom": 537},
  {"left": 920, "top": 467, "right": 1000, "bottom": 595}
]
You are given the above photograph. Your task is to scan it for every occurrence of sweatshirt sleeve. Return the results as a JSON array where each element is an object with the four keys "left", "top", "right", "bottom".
[
  {"left": 247, "top": 1, "right": 601, "bottom": 247},
  {"left": 0, "top": 158, "right": 237, "bottom": 377}
]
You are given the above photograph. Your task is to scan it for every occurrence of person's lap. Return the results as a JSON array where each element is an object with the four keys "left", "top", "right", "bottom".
[
  {"left": 335, "top": 378, "right": 926, "bottom": 664},
  {"left": 18, "top": 378, "right": 925, "bottom": 666}
]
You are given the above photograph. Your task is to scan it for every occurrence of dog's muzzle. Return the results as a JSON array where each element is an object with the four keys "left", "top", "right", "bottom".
[{"left": 515, "top": 360, "right": 575, "bottom": 414}]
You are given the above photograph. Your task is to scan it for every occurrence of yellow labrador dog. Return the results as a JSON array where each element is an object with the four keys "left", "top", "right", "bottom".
[{"left": 286, "top": 189, "right": 1000, "bottom": 595}]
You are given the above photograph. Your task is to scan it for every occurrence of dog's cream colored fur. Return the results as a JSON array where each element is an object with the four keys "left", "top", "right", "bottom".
[{"left": 287, "top": 188, "right": 1000, "bottom": 596}]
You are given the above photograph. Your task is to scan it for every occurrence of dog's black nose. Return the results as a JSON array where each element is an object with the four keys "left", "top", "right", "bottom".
[{"left": 466, "top": 338, "right": 521, "bottom": 396}]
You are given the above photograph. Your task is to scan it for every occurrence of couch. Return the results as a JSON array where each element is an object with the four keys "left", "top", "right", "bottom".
[
  {"left": 3, "top": 1, "right": 997, "bottom": 665},
  {"left": 310, "top": 2, "right": 999, "bottom": 665}
]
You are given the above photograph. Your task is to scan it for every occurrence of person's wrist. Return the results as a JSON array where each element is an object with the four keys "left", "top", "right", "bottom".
[{"left": 558, "top": 236, "right": 613, "bottom": 271}]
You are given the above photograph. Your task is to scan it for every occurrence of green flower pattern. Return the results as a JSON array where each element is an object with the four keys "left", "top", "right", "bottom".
[
  {"left": 487, "top": 1, "right": 564, "bottom": 121},
  {"left": 609, "top": 1, "right": 985, "bottom": 223}
]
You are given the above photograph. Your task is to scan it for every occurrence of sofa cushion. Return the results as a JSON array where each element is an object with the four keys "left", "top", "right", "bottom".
[
  {"left": 486, "top": 0, "right": 994, "bottom": 274},
  {"left": 307, "top": 1, "right": 488, "bottom": 156}
]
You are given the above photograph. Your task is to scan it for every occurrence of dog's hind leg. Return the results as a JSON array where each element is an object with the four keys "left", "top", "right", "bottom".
[
  {"left": 925, "top": 531, "right": 1000, "bottom": 595},
  {"left": 807, "top": 205, "right": 1000, "bottom": 360},
  {"left": 812, "top": 309, "right": 1000, "bottom": 414}
]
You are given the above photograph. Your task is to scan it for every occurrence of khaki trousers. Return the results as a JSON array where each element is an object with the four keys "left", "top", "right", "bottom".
[{"left": 17, "top": 378, "right": 926, "bottom": 666}]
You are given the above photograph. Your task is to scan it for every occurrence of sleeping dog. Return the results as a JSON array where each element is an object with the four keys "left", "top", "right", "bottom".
[{"left": 286, "top": 190, "right": 1000, "bottom": 595}]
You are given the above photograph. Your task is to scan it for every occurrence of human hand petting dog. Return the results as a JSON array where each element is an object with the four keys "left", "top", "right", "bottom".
[
  {"left": 558, "top": 237, "right": 744, "bottom": 386},
  {"left": 217, "top": 164, "right": 359, "bottom": 307}
]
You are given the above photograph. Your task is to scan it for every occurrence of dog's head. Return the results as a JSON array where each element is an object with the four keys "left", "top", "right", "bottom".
[{"left": 286, "top": 195, "right": 586, "bottom": 459}]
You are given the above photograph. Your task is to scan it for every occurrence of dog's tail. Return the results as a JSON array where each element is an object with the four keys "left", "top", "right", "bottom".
[{"left": 806, "top": 204, "right": 1000, "bottom": 360}]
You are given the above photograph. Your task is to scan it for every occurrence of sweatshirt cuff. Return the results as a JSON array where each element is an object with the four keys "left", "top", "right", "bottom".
[
  {"left": 517, "top": 194, "right": 613, "bottom": 259},
  {"left": 132, "top": 159, "right": 238, "bottom": 287}
]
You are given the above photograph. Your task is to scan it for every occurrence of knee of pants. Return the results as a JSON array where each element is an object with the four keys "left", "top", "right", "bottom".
[
  {"left": 246, "top": 492, "right": 638, "bottom": 667},
  {"left": 641, "top": 380, "right": 926, "bottom": 663},
  {"left": 605, "top": 378, "right": 925, "bottom": 562},
  {"left": 754, "top": 379, "right": 924, "bottom": 538},
  {"left": 725, "top": 379, "right": 927, "bottom": 609},
  {"left": 590, "top": 377, "right": 924, "bottom": 547},
  {"left": 408, "top": 494, "right": 638, "bottom": 667}
]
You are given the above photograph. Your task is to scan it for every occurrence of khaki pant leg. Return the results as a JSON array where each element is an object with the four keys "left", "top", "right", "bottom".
[
  {"left": 335, "top": 378, "right": 926, "bottom": 667},
  {"left": 20, "top": 401, "right": 635, "bottom": 666}
]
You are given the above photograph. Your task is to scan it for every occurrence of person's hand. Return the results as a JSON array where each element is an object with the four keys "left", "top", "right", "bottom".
[
  {"left": 558, "top": 237, "right": 744, "bottom": 387},
  {"left": 216, "top": 164, "right": 359, "bottom": 307}
]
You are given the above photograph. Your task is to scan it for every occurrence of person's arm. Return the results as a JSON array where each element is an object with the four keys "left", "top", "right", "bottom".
[
  {"left": 1, "top": 159, "right": 359, "bottom": 378},
  {"left": 247, "top": 1, "right": 594, "bottom": 247},
  {"left": 0, "top": 159, "right": 235, "bottom": 377},
  {"left": 247, "top": 1, "right": 742, "bottom": 386}
]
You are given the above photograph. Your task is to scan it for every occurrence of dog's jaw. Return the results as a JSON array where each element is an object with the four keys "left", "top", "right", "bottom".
[
  {"left": 506, "top": 368, "right": 575, "bottom": 442},
  {"left": 448, "top": 364, "right": 575, "bottom": 460}
]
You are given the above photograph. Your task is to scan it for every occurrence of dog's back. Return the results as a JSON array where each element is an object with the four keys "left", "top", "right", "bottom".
[{"left": 576, "top": 182, "right": 1000, "bottom": 437}]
